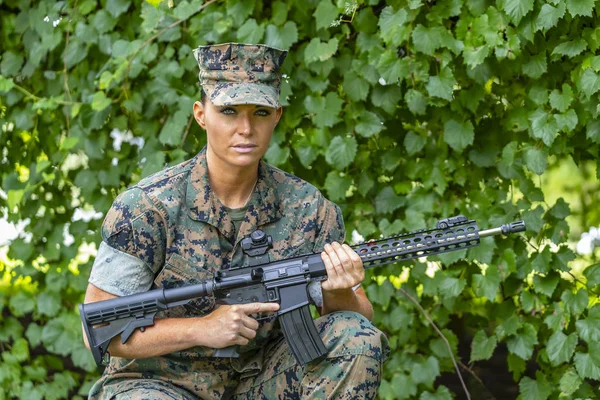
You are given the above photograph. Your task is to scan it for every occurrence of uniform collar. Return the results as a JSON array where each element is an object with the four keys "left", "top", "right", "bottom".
[{"left": 186, "top": 147, "right": 282, "bottom": 244}]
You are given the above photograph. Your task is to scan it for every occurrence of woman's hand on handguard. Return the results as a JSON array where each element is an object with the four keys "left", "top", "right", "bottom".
[
  {"left": 197, "top": 302, "right": 280, "bottom": 349},
  {"left": 320, "top": 242, "right": 365, "bottom": 292},
  {"left": 319, "top": 242, "right": 373, "bottom": 320}
]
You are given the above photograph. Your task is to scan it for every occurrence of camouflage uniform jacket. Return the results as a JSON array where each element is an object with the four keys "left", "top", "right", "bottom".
[{"left": 89, "top": 147, "right": 346, "bottom": 371}]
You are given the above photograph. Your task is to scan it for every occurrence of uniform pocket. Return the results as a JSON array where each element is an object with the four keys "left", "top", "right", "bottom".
[{"left": 153, "top": 253, "right": 215, "bottom": 317}]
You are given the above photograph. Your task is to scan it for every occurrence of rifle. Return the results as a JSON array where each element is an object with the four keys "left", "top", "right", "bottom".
[{"left": 79, "top": 216, "right": 525, "bottom": 367}]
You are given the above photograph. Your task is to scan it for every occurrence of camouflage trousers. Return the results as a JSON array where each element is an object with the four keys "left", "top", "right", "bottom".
[{"left": 89, "top": 311, "right": 390, "bottom": 400}]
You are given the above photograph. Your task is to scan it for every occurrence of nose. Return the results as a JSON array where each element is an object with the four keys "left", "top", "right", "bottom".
[{"left": 237, "top": 113, "right": 251, "bottom": 136}]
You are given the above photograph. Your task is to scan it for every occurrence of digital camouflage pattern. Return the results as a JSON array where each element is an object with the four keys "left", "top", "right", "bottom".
[
  {"left": 88, "top": 148, "right": 389, "bottom": 398},
  {"left": 193, "top": 43, "right": 287, "bottom": 108},
  {"left": 90, "top": 311, "right": 389, "bottom": 399}
]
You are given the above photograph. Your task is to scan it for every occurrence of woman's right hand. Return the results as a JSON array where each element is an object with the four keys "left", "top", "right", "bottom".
[{"left": 198, "top": 302, "right": 280, "bottom": 349}]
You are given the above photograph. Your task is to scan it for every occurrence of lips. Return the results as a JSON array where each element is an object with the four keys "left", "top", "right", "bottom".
[{"left": 232, "top": 144, "right": 257, "bottom": 153}]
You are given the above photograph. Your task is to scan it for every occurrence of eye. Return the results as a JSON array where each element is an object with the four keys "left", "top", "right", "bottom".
[
  {"left": 219, "top": 107, "right": 236, "bottom": 115},
  {"left": 255, "top": 108, "right": 271, "bottom": 117}
]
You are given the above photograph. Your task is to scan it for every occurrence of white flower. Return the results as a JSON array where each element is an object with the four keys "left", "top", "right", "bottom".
[{"left": 351, "top": 229, "right": 365, "bottom": 245}]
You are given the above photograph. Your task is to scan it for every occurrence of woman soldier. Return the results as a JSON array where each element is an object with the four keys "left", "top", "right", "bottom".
[{"left": 83, "top": 43, "right": 389, "bottom": 399}]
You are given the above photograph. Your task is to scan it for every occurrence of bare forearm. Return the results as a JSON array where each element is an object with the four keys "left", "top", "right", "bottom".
[
  {"left": 103, "top": 317, "right": 201, "bottom": 359},
  {"left": 321, "top": 288, "right": 374, "bottom": 320}
]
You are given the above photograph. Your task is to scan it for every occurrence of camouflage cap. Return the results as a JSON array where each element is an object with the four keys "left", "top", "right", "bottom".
[{"left": 193, "top": 43, "right": 288, "bottom": 108}]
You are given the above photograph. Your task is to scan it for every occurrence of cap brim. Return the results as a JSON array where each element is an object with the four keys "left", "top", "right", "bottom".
[{"left": 205, "top": 82, "right": 280, "bottom": 108}]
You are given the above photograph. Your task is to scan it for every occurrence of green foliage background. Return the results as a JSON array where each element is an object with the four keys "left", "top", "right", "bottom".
[{"left": 1, "top": 0, "right": 600, "bottom": 398}]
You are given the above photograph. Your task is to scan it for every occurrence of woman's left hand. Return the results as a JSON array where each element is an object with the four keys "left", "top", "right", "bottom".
[{"left": 320, "top": 242, "right": 365, "bottom": 293}]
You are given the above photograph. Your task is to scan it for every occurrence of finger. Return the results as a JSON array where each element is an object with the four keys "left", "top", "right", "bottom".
[
  {"left": 242, "top": 315, "right": 260, "bottom": 330},
  {"left": 342, "top": 244, "right": 365, "bottom": 278},
  {"left": 332, "top": 242, "right": 352, "bottom": 269},
  {"left": 326, "top": 243, "right": 345, "bottom": 273},
  {"left": 321, "top": 247, "right": 339, "bottom": 280},
  {"left": 239, "top": 302, "right": 280, "bottom": 314},
  {"left": 238, "top": 325, "right": 257, "bottom": 341}
]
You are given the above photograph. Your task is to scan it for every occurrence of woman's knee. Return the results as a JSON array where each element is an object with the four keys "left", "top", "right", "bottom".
[{"left": 316, "top": 311, "right": 389, "bottom": 361}]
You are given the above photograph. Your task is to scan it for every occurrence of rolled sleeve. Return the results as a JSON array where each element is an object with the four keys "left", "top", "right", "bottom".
[{"left": 89, "top": 241, "right": 155, "bottom": 296}]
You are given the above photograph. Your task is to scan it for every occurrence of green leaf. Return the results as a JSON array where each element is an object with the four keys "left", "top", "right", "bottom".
[
  {"left": 0, "top": 51, "right": 24, "bottom": 76},
  {"left": 355, "top": 110, "right": 383, "bottom": 137},
  {"left": 546, "top": 331, "right": 577, "bottom": 366},
  {"left": 426, "top": 68, "right": 456, "bottom": 101},
  {"left": 343, "top": 71, "right": 369, "bottom": 101},
  {"left": 502, "top": 0, "right": 534, "bottom": 24},
  {"left": 532, "top": 272, "right": 560, "bottom": 297},
  {"left": 106, "top": 0, "right": 131, "bottom": 17},
  {"left": 375, "top": 187, "right": 402, "bottom": 214},
  {"left": 9, "top": 291, "right": 35, "bottom": 316},
  {"left": 523, "top": 205, "right": 545, "bottom": 233},
  {"left": 584, "top": 264, "right": 600, "bottom": 287},
  {"left": 271, "top": 1, "right": 288, "bottom": 25},
  {"left": 549, "top": 84, "right": 574, "bottom": 112},
  {"left": 507, "top": 323, "right": 538, "bottom": 360},
  {"left": 237, "top": 19, "right": 265, "bottom": 44},
  {"left": 467, "top": 238, "right": 496, "bottom": 265},
  {"left": 554, "top": 109, "right": 578, "bottom": 132},
  {"left": 91, "top": 91, "right": 112, "bottom": 112},
  {"left": 472, "top": 270, "right": 501, "bottom": 301},
  {"left": 412, "top": 25, "right": 446, "bottom": 56},
  {"left": 0, "top": 75, "right": 15, "bottom": 92},
  {"left": 471, "top": 330, "right": 497, "bottom": 362},
  {"left": 552, "top": 39, "right": 587, "bottom": 57},
  {"left": 566, "top": 0, "right": 595, "bottom": 17},
  {"left": 264, "top": 21, "right": 298, "bottom": 50},
  {"left": 574, "top": 352, "right": 600, "bottom": 380},
  {"left": 25, "top": 323, "right": 43, "bottom": 347},
  {"left": 536, "top": 2, "right": 566, "bottom": 32},
  {"left": 324, "top": 171, "right": 351, "bottom": 202},
  {"left": 264, "top": 142, "right": 289, "bottom": 166},
  {"left": 7, "top": 189, "right": 24, "bottom": 210},
  {"left": 563, "top": 289, "right": 589, "bottom": 316},
  {"left": 524, "top": 147, "right": 547, "bottom": 175},
  {"left": 37, "top": 291, "right": 62, "bottom": 317},
  {"left": 579, "top": 68, "right": 600, "bottom": 98},
  {"left": 158, "top": 109, "right": 189, "bottom": 146},
  {"left": 314, "top": 0, "right": 338, "bottom": 30},
  {"left": 71, "top": 346, "right": 97, "bottom": 372},
  {"left": 438, "top": 276, "right": 466, "bottom": 298},
  {"left": 411, "top": 356, "right": 440, "bottom": 386},
  {"left": 41, "top": 314, "right": 79, "bottom": 356},
  {"left": 405, "top": 89, "right": 427, "bottom": 115},
  {"left": 314, "top": 92, "right": 343, "bottom": 128},
  {"left": 404, "top": 131, "right": 427, "bottom": 155},
  {"left": 420, "top": 385, "right": 453, "bottom": 400},
  {"left": 587, "top": 120, "right": 600, "bottom": 144},
  {"left": 325, "top": 136, "right": 357, "bottom": 169},
  {"left": 559, "top": 368, "right": 582, "bottom": 396},
  {"left": 544, "top": 303, "right": 567, "bottom": 332},
  {"left": 378, "top": 6, "right": 408, "bottom": 44},
  {"left": 443, "top": 119, "right": 475, "bottom": 152},
  {"left": 519, "top": 372, "right": 552, "bottom": 400},
  {"left": 11, "top": 338, "right": 30, "bottom": 363},
  {"left": 507, "top": 353, "right": 526, "bottom": 381},
  {"left": 523, "top": 53, "right": 547, "bottom": 79}
]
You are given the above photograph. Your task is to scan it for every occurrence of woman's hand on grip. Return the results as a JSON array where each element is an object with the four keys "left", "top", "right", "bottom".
[{"left": 197, "top": 302, "right": 279, "bottom": 348}]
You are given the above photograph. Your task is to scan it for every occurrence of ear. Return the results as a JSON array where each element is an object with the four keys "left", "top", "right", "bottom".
[
  {"left": 274, "top": 106, "right": 283, "bottom": 125},
  {"left": 193, "top": 101, "right": 206, "bottom": 129}
]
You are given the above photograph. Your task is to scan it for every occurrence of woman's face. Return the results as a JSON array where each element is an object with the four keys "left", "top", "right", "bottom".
[{"left": 193, "top": 100, "right": 282, "bottom": 169}]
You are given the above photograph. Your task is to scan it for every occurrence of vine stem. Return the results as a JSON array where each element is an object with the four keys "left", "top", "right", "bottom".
[
  {"left": 125, "top": 0, "right": 221, "bottom": 79},
  {"left": 399, "top": 287, "right": 472, "bottom": 400}
]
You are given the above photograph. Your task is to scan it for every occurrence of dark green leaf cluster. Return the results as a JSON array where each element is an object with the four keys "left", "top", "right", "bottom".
[{"left": 1, "top": 0, "right": 600, "bottom": 398}]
